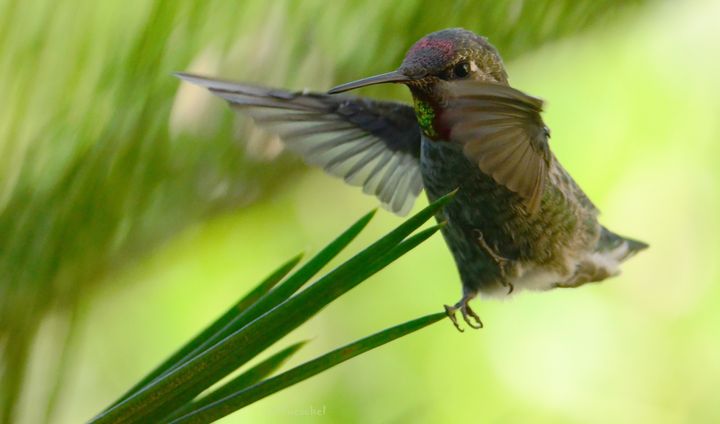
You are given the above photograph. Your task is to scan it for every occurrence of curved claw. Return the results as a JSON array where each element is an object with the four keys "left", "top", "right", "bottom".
[
  {"left": 473, "top": 229, "right": 514, "bottom": 296},
  {"left": 444, "top": 294, "right": 483, "bottom": 332},
  {"left": 444, "top": 304, "right": 464, "bottom": 333},
  {"left": 460, "top": 303, "right": 483, "bottom": 329}
]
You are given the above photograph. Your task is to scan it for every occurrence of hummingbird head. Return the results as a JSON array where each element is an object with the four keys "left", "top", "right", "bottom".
[
  {"left": 329, "top": 28, "right": 508, "bottom": 138},
  {"left": 399, "top": 28, "right": 508, "bottom": 88},
  {"left": 329, "top": 28, "right": 507, "bottom": 95}
]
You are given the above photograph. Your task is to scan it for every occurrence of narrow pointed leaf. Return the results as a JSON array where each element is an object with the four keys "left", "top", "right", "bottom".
[
  {"left": 90, "top": 192, "right": 453, "bottom": 424},
  {"left": 157, "top": 209, "right": 376, "bottom": 379},
  {"left": 107, "top": 253, "right": 304, "bottom": 408},
  {"left": 166, "top": 341, "right": 307, "bottom": 420},
  {"left": 170, "top": 312, "right": 447, "bottom": 423}
]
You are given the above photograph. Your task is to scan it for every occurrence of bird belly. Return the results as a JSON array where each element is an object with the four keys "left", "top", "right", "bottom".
[
  {"left": 504, "top": 238, "right": 631, "bottom": 296},
  {"left": 501, "top": 261, "right": 574, "bottom": 297},
  {"left": 419, "top": 136, "right": 592, "bottom": 298}
]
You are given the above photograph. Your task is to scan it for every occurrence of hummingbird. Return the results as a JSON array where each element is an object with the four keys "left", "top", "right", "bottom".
[{"left": 177, "top": 28, "right": 648, "bottom": 331}]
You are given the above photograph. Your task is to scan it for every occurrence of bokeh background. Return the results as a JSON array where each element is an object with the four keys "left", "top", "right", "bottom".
[{"left": 1, "top": 0, "right": 719, "bottom": 423}]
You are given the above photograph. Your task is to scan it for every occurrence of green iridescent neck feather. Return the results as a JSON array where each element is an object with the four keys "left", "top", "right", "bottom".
[{"left": 414, "top": 99, "right": 439, "bottom": 138}]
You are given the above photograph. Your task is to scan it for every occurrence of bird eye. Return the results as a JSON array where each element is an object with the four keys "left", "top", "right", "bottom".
[{"left": 453, "top": 61, "right": 470, "bottom": 78}]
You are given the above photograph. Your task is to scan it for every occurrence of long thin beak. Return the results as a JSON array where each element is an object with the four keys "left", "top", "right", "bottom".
[{"left": 328, "top": 71, "right": 410, "bottom": 94}]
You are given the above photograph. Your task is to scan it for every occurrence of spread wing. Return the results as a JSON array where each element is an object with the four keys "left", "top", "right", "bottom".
[
  {"left": 176, "top": 73, "right": 423, "bottom": 216},
  {"left": 443, "top": 81, "right": 552, "bottom": 213}
]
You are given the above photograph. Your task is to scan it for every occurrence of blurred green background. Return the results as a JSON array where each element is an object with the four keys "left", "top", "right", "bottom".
[{"left": 1, "top": 0, "right": 719, "bottom": 423}]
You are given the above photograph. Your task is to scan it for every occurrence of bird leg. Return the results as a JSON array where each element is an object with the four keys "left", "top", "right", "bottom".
[
  {"left": 444, "top": 292, "right": 483, "bottom": 332},
  {"left": 473, "top": 229, "right": 514, "bottom": 294}
]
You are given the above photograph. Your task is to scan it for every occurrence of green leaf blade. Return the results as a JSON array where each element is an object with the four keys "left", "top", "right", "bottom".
[
  {"left": 90, "top": 193, "right": 452, "bottom": 424},
  {"left": 166, "top": 341, "right": 307, "bottom": 421},
  {"left": 169, "top": 312, "right": 447, "bottom": 424},
  {"left": 156, "top": 209, "right": 376, "bottom": 379},
  {"left": 106, "top": 253, "right": 304, "bottom": 409}
]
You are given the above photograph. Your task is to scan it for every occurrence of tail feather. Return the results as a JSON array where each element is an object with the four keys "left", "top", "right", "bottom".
[
  {"left": 597, "top": 226, "right": 648, "bottom": 262},
  {"left": 623, "top": 237, "right": 649, "bottom": 254}
]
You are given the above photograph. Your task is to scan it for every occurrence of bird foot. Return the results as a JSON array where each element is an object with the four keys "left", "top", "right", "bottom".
[
  {"left": 444, "top": 296, "right": 483, "bottom": 332},
  {"left": 473, "top": 229, "right": 514, "bottom": 295}
]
